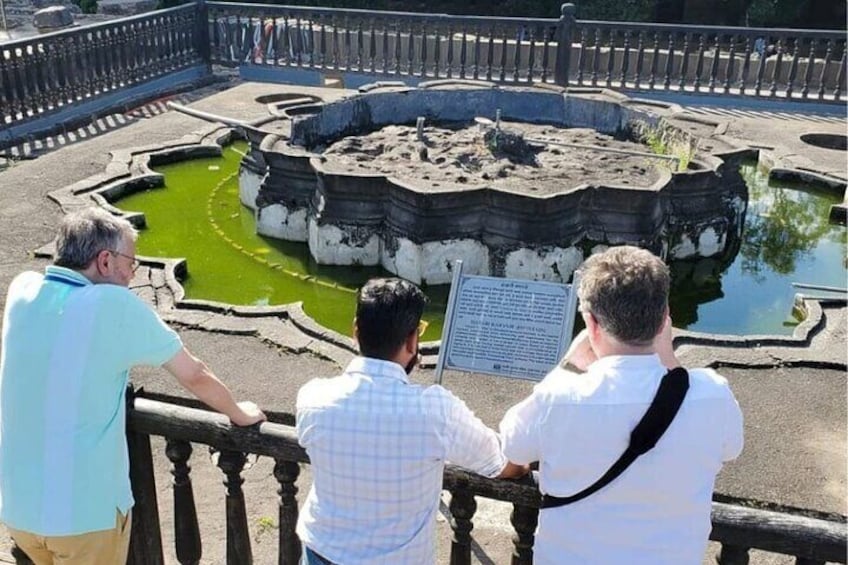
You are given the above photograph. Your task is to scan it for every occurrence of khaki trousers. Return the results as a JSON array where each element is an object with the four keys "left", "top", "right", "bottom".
[{"left": 8, "top": 510, "right": 131, "bottom": 565}]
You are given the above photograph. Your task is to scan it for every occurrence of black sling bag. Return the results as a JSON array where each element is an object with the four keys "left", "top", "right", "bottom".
[{"left": 541, "top": 367, "right": 690, "bottom": 509}]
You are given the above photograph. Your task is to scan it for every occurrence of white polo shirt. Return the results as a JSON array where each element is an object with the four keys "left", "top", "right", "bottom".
[{"left": 500, "top": 354, "right": 744, "bottom": 565}]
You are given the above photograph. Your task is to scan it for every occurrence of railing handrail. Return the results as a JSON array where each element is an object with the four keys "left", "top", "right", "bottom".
[
  {"left": 205, "top": 1, "right": 558, "bottom": 26},
  {"left": 574, "top": 19, "right": 847, "bottom": 39},
  {"left": 0, "top": 3, "right": 198, "bottom": 50},
  {"left": 205, "top": 1, "right": 848, "bottom": 39},
  {"left": 128, "top": 395, "right": 848, "bottom": 563}
]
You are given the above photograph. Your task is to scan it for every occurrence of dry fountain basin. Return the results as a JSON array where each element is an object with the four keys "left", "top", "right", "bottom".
[{"left": 239, "top": 81, "right": 751, "bottom": 285}]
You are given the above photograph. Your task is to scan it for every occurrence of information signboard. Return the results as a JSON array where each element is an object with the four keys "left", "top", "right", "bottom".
[{"left": 435, "top": 261, "right": 580, "bottom": 383}]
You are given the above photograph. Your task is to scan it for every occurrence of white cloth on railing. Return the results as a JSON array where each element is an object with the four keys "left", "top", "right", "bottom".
[
  {"left": 296, "top": 356, "right": 506, "bottom": 565},
  {"left": 500, "top": 354, "right": 744, "bottom": 565}
]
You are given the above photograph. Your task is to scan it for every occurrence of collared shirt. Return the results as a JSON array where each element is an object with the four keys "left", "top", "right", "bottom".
[
  {"left": 500, "top": 354, "right": 744, "bottom": 565},
  {"left": 0, "top": 266, "right": 182, "bottom": 536},
  {"left": 296, "top": 356, "right": 507, "bottom": 565}
]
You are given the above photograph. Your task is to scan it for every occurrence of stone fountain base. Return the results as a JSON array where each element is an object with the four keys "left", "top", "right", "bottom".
[{"left": 239, "top": 81, "right": 751, "bottom": 284}]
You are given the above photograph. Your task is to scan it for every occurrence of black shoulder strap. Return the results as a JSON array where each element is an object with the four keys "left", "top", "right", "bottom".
[{"left": 541, "top": 367, "right": 689, "bottom": 509}]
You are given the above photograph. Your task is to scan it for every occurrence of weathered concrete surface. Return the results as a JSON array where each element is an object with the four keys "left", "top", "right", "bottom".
[
  {"left": 0, "top": 81, "right": 844, "bottom": 564},
  {"left": 32, "top": 5, "right": 73, "bottom": 30}
]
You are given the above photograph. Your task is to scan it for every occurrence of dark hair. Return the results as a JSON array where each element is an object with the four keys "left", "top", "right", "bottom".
[
  {"left": 355, "top": 278, "right": 428, "bottom": 360},
  {"left": 577, "top": 246, "right": 670, "bottom": 346}
]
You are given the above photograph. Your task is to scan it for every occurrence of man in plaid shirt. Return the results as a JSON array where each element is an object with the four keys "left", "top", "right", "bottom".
[{"left": 296, "top": 278, "right": 527, "bottom": 565}]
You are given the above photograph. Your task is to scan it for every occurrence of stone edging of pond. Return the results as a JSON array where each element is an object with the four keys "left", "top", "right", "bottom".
[{"left": 37, "top": 117, "right": 843, "bottom": 371}]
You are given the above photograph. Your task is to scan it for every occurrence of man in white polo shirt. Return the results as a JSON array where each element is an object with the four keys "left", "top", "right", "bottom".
[
  {"left": 0, "top": 207, "right": 266, "bottom": 565},
  {"left": 500, "top": 246, "right": 744, "bottom": 564}
]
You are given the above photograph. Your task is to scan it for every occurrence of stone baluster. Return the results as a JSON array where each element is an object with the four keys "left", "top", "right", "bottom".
[
  {"left": 831, "top": 48, "right": 845, "bottom": 102},
  {"left": 540, "top": 24, "right": 550, "bottom": 83},
  {"left": 768, "top": 37, "right": 784, "bottom": 97},
  {"left": 368, "top": 18, "right": 378, "bottom": 74},
  {"left": 297, "top": 18, "right": 305, "bottom": 67},
  {"left": 816, "top": 39, "right": 833, "bottom": 100},
  {"left": 753, "top": 35, "right": 768, "bottom": 96},
  {"left": 447, "top": 24, "right": 456, "bottom": 79},
  {"left": 708, "top": 33, "right": 721, "bottom": 92},
  {"left": 319, "top": 19, "right": 328, "bottom": 67},
  {"left": 633, "top": 30, "right": 645, "bottom": 89},
  {"left": 331, "top": 17, "right": 340, "bottom": 69},
  {"left": 512, "top": 24, "right": 524, "bottom": 82},
  {"left": 801, "top": 38, "right": 818, "bottom": 98},
  {"left": 619, "top": 30, "right": 631, "bottom": 86},
  {"left": 485, "top": 28, "right": 494, "bottom": 81},
  {"left": 510, "top": 503, "right": 539, "bottom": 565},
  {"left": 575, "top": 27, "right": 587, "bottom": 85},
  {"left": 499, "top": 27, "right": 508, "bottom": 81},
  {"left": 407, "top": 21, "right": 416, "bottom": 75},
  {"left": 678, "top": 31, "right": 691, "bottom": 90},
  {"left": 739, "top": 36, "right": 752, "bottom": 95},
  {"left": 663, "top": 32, "right": 675, "bottom": 90},
  {"left": 274, "top": 459, "right": 301, "bottom": 564},
  {"left": 590, "top": 27, "right": 601, "bottom": 86},
  {"left": 307, "top": 19, "right": 316, "bottom": 68},
  {"left": 718, "top": 544, "right": 750, "bottom": 564},
  {"left": 785, "top": 38, "right": 801, "bottom": 98},
  {"left": 126, "top": 427, "right": 165, "bottom": 564},
  {"left": 693, "top": 32, "right": 707, "bottom": 91},
  {"left": 433, "top": 23, "right": 441, "bottom": 77},
  {"left": 166, "top": 439, "right": 202, "bottom": 565},
  {"left": 381, "top": 20, "right": 390, "bottom": 74},
  {"left": 459, "top": 26, "right": 467, "bottom": 79},
  {"left": 723, "top": 35, "right": 736, "bottom": 93},
  {"left": 604, "top": 29, "right": 615, "bottom": 87},
  {"left": 648, "top": 31, "right": 660, "bottom": 88},
  {"left": 357, "top": 20, "right": 365, "bottom": 72},
  {"left": 392, "top": 21, "right": 401, "bottom": 74},
  {"left": 216, "top": 450, "right": 253, "bottom": 565},
  {"left": 448, "top": 489, "right": 477, "bottom": 565},
  {"left": 344, "top": 18, "right": 353, "bottom": 70}
]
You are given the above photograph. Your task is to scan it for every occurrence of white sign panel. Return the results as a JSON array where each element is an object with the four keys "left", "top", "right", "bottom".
[{"left": 437, "top": 267, "right": 579, "bottom": 382}]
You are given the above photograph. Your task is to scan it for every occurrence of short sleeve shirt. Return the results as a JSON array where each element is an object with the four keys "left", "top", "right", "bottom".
[
  {"left": 500, "top": 354, "right": 744, "bottom": 565},
  {"left": 0, "top": 266, "right": 182, "bottom": 535},
  {"left": 296, "top": 357, "right": 507, "bottom": 564}
]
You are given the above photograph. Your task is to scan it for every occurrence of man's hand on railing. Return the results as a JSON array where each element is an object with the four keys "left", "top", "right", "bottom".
[
  {"left": 230, "top": 401, "right": 267, "bottom": 427},
  {"left": 498, "top": 461, "right": 531, "bottom": 479}
]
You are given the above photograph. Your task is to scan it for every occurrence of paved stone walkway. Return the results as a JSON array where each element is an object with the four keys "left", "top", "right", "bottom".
[{"left": 0, "top": 80, "right": 844, "bottom": 564}]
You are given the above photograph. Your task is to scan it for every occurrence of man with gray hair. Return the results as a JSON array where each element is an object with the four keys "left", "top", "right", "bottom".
[
  {"left": 0, "top": 207, "right": 266, "bottom": 565},
  {"left": 500, "top": 245, "right": 743, "bottom": 564}
]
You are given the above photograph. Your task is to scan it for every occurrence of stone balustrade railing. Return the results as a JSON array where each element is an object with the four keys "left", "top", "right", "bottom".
[
  {"left": 0, "top": 3, "right": 205, "bottom": 146},
  {"left": 1, "top": 2, "right": 845, "bottom": 151},
  {"left": 205, "top": 2, "right": 846, "bottom": 102},
  {"left": 15, "top": 393, "right": 840, "bottom": 565}
]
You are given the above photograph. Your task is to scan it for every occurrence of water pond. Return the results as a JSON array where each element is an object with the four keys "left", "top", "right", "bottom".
[{"left": 116, "top": 142, "right": 846, "bottom": 338}]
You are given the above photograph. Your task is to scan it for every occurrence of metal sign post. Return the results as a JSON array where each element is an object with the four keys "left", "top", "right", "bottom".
[{"left": 434, "top": 259, "right": 464, "bottom": 386}]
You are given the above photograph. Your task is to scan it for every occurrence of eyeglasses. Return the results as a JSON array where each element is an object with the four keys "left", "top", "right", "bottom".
[
  {"left": 417, "top": 320, "right": 429, "bottom": 338},
  {"left": 108, "top": 249, "right": 139, "bottom": 269}
]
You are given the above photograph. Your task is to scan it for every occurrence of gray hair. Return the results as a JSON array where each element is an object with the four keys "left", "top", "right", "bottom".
[
  {"left": 577, "top": 245, "right": 670, "bottom": 346},
  {"left": 54, "top": 208, "right": 138, "bottom": 270}
]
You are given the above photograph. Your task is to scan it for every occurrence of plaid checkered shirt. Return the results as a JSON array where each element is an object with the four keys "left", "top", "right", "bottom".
[{"left": 296, "top": 357, "right": 506, "bottom": 564}]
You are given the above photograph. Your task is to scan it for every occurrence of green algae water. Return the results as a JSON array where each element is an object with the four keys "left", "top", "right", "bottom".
[
  {"left": 118, "top": 142, "right": 446, "bottom": 339},
  {"left": 117, "top": 146, "right": 845, "bottom": 338}
]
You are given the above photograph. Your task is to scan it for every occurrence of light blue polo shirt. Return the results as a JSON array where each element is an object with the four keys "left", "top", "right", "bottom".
[{"left": 0, "top": 266, "right": 182, "bottom": 535}]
